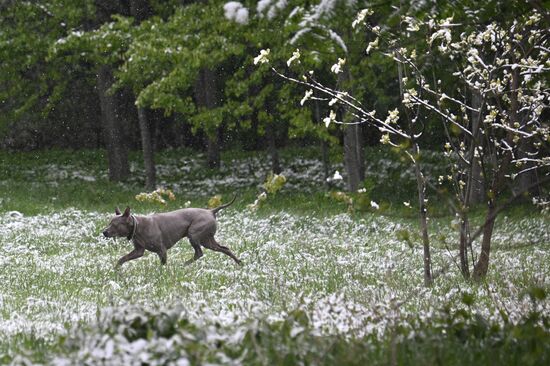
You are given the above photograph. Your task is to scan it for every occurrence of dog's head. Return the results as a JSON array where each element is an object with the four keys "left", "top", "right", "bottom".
[{"left": 103, "top": 207, "right": 134, "bottom": 239}]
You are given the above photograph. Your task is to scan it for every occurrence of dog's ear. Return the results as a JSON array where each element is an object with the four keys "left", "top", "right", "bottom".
[
  {"left": 115, "top": 207, "right": 121, "bottom": 215},
  {"left": 123, "top": 206, "right": 131, "bottom": 217}
]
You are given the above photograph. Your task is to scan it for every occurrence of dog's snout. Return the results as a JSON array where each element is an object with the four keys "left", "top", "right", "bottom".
[{"left": 103, "top": 230, "right": 109, "bottom": 237}]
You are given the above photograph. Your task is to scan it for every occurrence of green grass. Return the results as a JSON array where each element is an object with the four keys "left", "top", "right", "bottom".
[{"left": 0, "top": 147, "right": 548, "bottom": 365}]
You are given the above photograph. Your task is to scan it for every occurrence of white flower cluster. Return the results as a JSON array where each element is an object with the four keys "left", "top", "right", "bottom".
[
  {"left": 253, "top": 48, "right": 270, "bottom": 65},
  {"left": 330, "top": 58, "right": 346, "bottom": 74},
  {"left": 323, "top": 110, "right": 337, "bottom": 127},
  {"left": 352, "top": 8, "right": 373, "bottom": 29},
  {"left": 287, "top": 49, "right": 301, "bottom": 67},
  {"left": 223, "top": 2, "right": 249, "bottom": 24}
]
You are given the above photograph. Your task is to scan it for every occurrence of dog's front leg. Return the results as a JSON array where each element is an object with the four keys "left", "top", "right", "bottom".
[
  {"left": 117, "top": 246, "right": 145, "bottom": 266},
  {"left": 157, "top": 244, "right": 167, "bottom": 265}
]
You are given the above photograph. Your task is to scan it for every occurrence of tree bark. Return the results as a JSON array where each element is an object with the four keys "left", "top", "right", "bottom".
[
  {"left": 412, "top": 143, "right": 432, "bottom": 286},
  {"left": 266, "top": 122, "right": 281, "bottom": 174},
  {"left": 97, "top": 65, "right": 130, "bottom": 182},
  {"left": 314, "top": 100, "right": 331, "bottom": 186},
  {"left": 472, "top": 68, "right": 519, "bottom": 280},
  {"left": 206, "top": 131, "right": 220, "bottom": 170},
  {"left": 472, "top": 200, "right": 496, "bottom": 280},
  {"left": 194, "top": 68, "right": 222, "bottom": 169},
  {"left": 516, "top": 149, "right": 541, "bottom": 197},
  {"left": 321, "top": 140, "right": 331, "bottom": 187},
  {"left": 129, "top": 0, "right": 156, "bottom": 189},
  {"left": 468, "top": 89, "right": 485, "bottom": 204},
  {"left": 94, "top": 0, "right": 130, "bottom": 182},
  {"left": 137, "top": 107, "right": 156, "bottom": 190},
  {"left": 459, "top": 216, "right": 470, "bottom": 279},
  {"left": 338, "top": 68, "right": 364, "bottom": 192},
  {"left": 343, "top": 124, "right": 364, "bottom": 191}
]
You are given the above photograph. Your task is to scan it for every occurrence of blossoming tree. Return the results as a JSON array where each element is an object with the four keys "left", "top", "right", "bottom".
[{"left": 257, "top": 3, "right": 549, "bottom": 283}]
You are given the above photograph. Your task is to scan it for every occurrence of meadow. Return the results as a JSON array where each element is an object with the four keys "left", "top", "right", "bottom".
[{"left": 0, "top": 147, "right": 548, "bottom": 365}]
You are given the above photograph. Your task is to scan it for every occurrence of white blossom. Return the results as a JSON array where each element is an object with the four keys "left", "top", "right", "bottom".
[
  {"left": 352, "top": 8, "right": 373, "bottom": 28},
  {"left": 366, "top": 37, "right": 379, "bottom": 54},
  {"left": 287, "top": 49, "right": 301, "bottom": 67},
  {"left": 223, "top": 2, "right": 249, "bottom": 24},
  {"left": 324, "top": 110, "right": 336, "bottom": 127},
  {"left": 330, "top": 58, "right": 346, "bottom": 74},
  {"left": 253, "top": 49, "right": 270, "bottom": 65},
  {"left": 300, "top": 89, "right": 313, "bottom": 106}
]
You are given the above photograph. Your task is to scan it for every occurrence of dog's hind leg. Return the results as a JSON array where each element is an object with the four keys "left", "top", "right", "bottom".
[
  {"left": 184, "top": 238, "right": 204, "bottom": 266},
  {"left": 157, "top": 244, "right": 168, "bottom": 265},
  {"left": 203, "top": 237, "right": 242, "bottom": 265}
]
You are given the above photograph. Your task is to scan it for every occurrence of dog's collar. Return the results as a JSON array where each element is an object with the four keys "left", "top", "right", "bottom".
[{"left": 128, "top": 215, "right": 138, "bottom": 241}]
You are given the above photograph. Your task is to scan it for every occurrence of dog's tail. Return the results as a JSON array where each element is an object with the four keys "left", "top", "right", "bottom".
[{"left": 210, "top": 195, "right": 237, "bottom": 216}]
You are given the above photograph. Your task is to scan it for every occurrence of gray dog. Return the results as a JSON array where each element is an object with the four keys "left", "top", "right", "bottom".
[{"left": 102, "top": 197, "right": 241, "bottom": 266}]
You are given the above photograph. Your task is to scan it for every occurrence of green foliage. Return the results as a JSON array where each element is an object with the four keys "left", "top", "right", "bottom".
[{"left": 0, "top": 0, "right": 94, "bottom": 126}]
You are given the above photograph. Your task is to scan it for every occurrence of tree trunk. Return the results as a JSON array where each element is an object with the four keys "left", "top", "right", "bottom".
[
  {"left": 472, "top": 200, "right": 496, "bottom": 280},
  {"left": 412, "top": 142, "right": 432, "bottom": 286},
  {"left": 321, "top": 140, "right": 331, "bottom": 187},
  {"left": 396, "top": 54, "right": 431, "bottom": 285},
  {"left": 314, "top": 100, "right": 331, "bottom": 186},
  {"left": 515, "top": 123, "right": 540, "bottom": 197},
  {"left": 206, "top": 131, "right": 220, "bottom": 170},
  {"left": 338, "top": 68, "right": 364, "bottom": 192},
  {"left": 137, "top": 107, "right": 156, "bottom": 190},
  {"left": 468, "top": 89, "right": 485, "bottom": 204},
  {"left": 516, "top": 153, "right": 541, "bottom": 197},
  {"left": 472, "top": 67, "right": 520, "bottom": 281},
  {"left": 129, "top": 0, "right": 157, "bottom": 188},
  {"left": 266, "top": 122, "right": 281, "bottom": 174},
  {"left": 194, "top": 68, "right": 222, "bottom": 169},
  {"left": 97, "top": 65, "right": 130, "bottom": 182},
  {"left": 343, "top": 124, "right": 364, "bottom": 191},
  {"left": 94, "top": 1, "right": 130, "bottom": 182},
  {"left": 459, "top": 216, "right": 470, "bottom": 279}
]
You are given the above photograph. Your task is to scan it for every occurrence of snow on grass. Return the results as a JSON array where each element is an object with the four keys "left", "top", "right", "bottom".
[{"left": 0, "top": 207, "right": 548, "bottom": 346}]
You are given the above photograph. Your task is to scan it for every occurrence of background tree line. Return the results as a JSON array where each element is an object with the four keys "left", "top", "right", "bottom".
[{"left": 0, "top": 0, "right": 547, "bottom": 195}]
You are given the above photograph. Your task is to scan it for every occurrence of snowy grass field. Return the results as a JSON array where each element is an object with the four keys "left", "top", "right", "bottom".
[{"left": 0, "top": 148, "right": 548, "bottom": 365}]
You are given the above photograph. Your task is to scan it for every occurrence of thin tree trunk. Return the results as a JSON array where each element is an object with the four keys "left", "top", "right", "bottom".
[
  {"left": 314, "top": 100, "right": 331, "bottom": 186},
  {"left": 459, "top": 216, "right": 470, "bottom": 279},
  {"left": 194, "top": 68, "right": 222, "bottom": 169},
  {"left": 472, "top": 200, "right": 496, "bottom": 280},
  {"left": 412, "top": 142, "right": 432, "bottom": 286},
  {"left": 458, "top": 88, "right": 484, "bottom": 279},
  {"left": 137, "top": 107, "right": 156, "bottom": 190},
  {"left": 266, "top": 122, "right": 281, "bottom": 174},
  {"left": 471, "top": 151, "right": 512, "bottom": 281},
  {"left": 397, "top": 54, "right": 431, "bottom": 286},
  {"left": 338, "top": 68, "right": 364, "bottom": 192},
  {"left": 129, "top": 0, "right": 156, "bottom": 189},
  {"left": 321, "top": 140, "right": 331, "bottom": 187},
  {"left": 344, "top": 124, "right": 363, "bottom": 191},
  {"left": 206, "top": 132, "right": 220, "bottom": 170},
  {"left": 97, "top": 65, "right": 130, "bottom": 182},
  {"left": 472, "top": 66, "right": 518, "bottom": 280},
  {"left": 468, "top": 89, "right": 485, "bottom": 204},
  {"left": 516, "top": 148, "right": 541, "bottom": 197}
]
